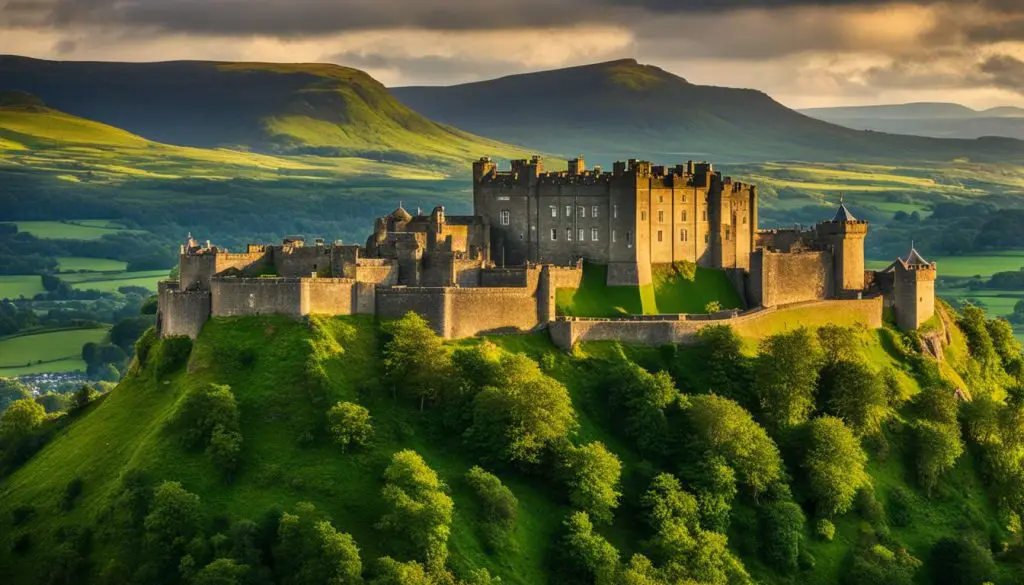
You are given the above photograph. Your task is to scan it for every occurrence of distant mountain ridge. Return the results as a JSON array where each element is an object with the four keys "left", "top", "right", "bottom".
[
  {"left": 801, "top": 102, "right": 1024, "bottom": 141},
  {"left": 393, "top": 59, "right": 1024, "bottom": 163},
  {"left": 0, "top": 55, "right": 527, "bottom": 168}
]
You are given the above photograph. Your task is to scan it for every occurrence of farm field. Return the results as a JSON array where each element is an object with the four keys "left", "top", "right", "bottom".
[
  {"left": 0, "top": 327, "right": 108, "bottom": 376},
  {"left": 866, "top": 250, "right": 1024, "bottom": 279},
  {"left": 61, "top": 269, "right": 169, "bottom": 292},
  {"left": 56, "top": 256, "right": 129, "bottom": 272},
  {"left": 0, "top": 275, "right": 44, "bottom": 299},
  {"left": 2, "top": 219, "right": 145, "bottom": 240}
]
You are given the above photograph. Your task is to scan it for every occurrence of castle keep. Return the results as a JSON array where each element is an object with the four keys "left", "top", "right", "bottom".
[{"left": 157, "top": 155, "right": 937, "bottom": 346}]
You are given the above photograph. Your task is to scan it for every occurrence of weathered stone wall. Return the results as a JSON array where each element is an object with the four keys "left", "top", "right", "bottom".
[
  {"left": 354, "top": 262, "right": 398, "bottom": 286},
  {"left": 752, "top": 250, "right": 831, "bottom": 307},
  {"left": 273, "top": 245, "right": 333, "bottom": 277},
  {"left": 157, "top": 281, "right": 211, "bottom": 338},
  {"left": 211, "top": 278, "right": 304, "bottom": 317},
  {"left": 480, "top": 268, "right": 528, "bottom": 287},
  {"left": 303, "top": 279, "right": 356, "bottom": 315},
  {"left": 376, "top": 287, "right": 449, "bottom": 335},
  {"left": 453, "top": 259, "right": 482, "bottom": 287},
  {"left": 447, "top": 288, "right": 540, "bottom": 337},
  {"left": 894, "top": 267, "right": 936, "bottom": 330},
  {"left": 550, "top": 298, "right": 883, "bottom": 349}
]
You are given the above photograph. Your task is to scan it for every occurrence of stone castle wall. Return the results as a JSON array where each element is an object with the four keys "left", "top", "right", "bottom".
[
  {"left": 158, "top": 281, "right": 211, "bottom": 338},
  {"left": 212, "top": 278, "right": 305, "bottom": 317},
  {"left": 549, "top": 297, "right": 883, "bottom": 349},
  {"left": 750, "top": 250, "right": 832, "bottom": 307},
  {"left": 375, "top": 287, "right": 450, "bottom": 334}
]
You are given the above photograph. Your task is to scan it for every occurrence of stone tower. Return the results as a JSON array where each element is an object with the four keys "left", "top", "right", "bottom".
[
  {"left": 893, "top": 244, "right": 937, "bottom": 330},
  {"left": 816, "top": 201, "right": 869, "bottom": 296}
]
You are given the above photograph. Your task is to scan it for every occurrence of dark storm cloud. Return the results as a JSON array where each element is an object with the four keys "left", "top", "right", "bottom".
[
  {"left": 980, "top": 54, "right": 1024, "bottom": 94},
  {"left": 5, "top": 0, "right": 1022, "bottom": 38}
]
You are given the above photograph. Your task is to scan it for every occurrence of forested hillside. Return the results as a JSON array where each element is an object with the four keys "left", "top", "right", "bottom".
[{"left": 1, "top": 302, "right": 1023, "bottom": 584}]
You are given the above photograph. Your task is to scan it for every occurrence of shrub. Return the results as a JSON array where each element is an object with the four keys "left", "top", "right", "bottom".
[
  {"left": 382, "top": 312, "right": 452, "bottom": 409},
  {"left": 818, "top": 359, "right": 889, "bottom": 437},
  {"left": 173, "top": 383, "right": 243, "bottom": 476},
  {"left": 856, "top": 487, "right": 885, "bottom": 525},
  {"left": 207, "top": 426, "right": 243, "bottom": 477},
  {"left": 754, "top": 328, "right": 822, "bottom": 433},
  {"left": 760, "top": 500, "right": 805, "bottom": 573},
  {"left": 930, "top": 536, "right": 996, "bottom": 585},
  {"left": 887, "top": 488, "right": 913, "bottom": 527},
  {"left": 816, "top": 519, "right": 835, "bottom": 542},
  {"left": 326, "top": 401, "right": 373, "bottom": 452},
  {"left": 275, "top": 502, "right": 362, "bottom": 585},
  {"left": 377, "top": 450, "right": 454, "bottom": 571},
  {"left": 912, "top": 419, "right": 962, "bottom": 494},
  {"left": 153, "top": 335, "right": 192, "bottom": 379},
  {"left": 557, "top": 511, "right": 620, "bottom": 585},
  {"left": 61, "top": 477, "right": 84, "bottom": 512},
  {"left": 844, "top": 544, "right": 920, "bottom": 585},
  {"left": 603, "top": 359, "right": 678, "bottom": 456},
  {"left": 464, "top": 466, "right": 518, "bottom": 551},
  {"left": 802, "top": 416, "right": 870, "bottom": 518}
]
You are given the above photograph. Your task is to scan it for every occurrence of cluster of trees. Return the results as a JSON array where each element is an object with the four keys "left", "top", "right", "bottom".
[
  {"left": 0, "top": 383, "right": 102, "bottom": 474},
  {"left": 173, "top": 383, "right": 243, "bottom": 478},
  {"left": 870, "top": 203, "right": 1024, "bottom": 259}
]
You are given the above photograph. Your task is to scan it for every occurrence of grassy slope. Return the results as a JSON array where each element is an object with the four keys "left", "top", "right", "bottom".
[
  {"left": 555, "top": 263, "right": 742, "bottom": 317},
  {"left": 0, "top": 309, "right": 1007, "bottom": 584}
]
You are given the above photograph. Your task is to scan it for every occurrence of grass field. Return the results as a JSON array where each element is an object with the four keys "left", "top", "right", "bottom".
[
  {"left": 556, "top": 263, "right": 742, "bottom": 317},
  {"left": 56, "top": 256, "right": 129, "bottom": 272},
  {"left": 2, "top": 220, "right": 144, "bottom": 240},
  {"left": 0, "top": 275, "right": 43, "bottom": 299},
  {"left": 867, "top": 250, "right": 1024, "bottom": 279},
  {"left": 0, "top": 327, "right": 108, "bottom": 375},
  {"left": 60, "top": 269, "right": 169, "bottom": 293}
]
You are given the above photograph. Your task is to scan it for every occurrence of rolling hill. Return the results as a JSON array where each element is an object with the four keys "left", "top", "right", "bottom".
[
  {"left": 0, "top": 55, "right": 528, "bottom": 167},
  {"left": 801, "top": 102, "right": 1024, "bottom": 141},
  {"left": 392, "top": 59, "right": 1024, "bottom": 164}
]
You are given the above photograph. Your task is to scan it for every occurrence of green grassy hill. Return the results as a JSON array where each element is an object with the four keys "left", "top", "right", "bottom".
[
  {"left": 2, "top": 304, "right": 1022, "bottom": 584},
  {"left": 393, "top": 59, "right": 1024, "bottom": 164},
  {"left": 0, "top": 56, "right": 528, "bottom": 167}
]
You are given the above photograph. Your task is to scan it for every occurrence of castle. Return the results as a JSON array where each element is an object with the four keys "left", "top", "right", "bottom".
[{"left": 157, "top": 156, "right": 937, "bottom": 347}]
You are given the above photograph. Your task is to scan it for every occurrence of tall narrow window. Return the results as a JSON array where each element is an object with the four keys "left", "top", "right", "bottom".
[
  {"left": 657, "top": 230, "right": 663, "bottom": 242},
  {"left": 550, "top": 228, "right": 557, "bottom": 241},
  {"left": 612, "top": 230, "right": 617, "bottom": 243},
  {"left": 659, "top": 195, "right": 664, "bottom": 203},
  {"left": 591, "top": 227, "right": 599, "bottom": 241},
  {"left": 658, "top": 210, "right": 665, "bottom": 223},
  {"left": 702, "top": 210, "right": 708, "bottom": 221},
  {"left": 566, "top": 205, "right": 572, "bottom": 217},
  {"left": 592, "top": 205, "right": 599, "bottom": 218},
  {"left": 550, "top": 206, "right": 557, "bottom": 218},
  {"left": 578, "top": 228, "right": 585, "bottom": 241},
  {"left": 578, "top": 206, "right": 585, "bottom": 218},
  {"left": 681, "top": 210, "right": 687, "bottom": 222},
  {"left": 725, "top": 227, "right": 731, "bottom": 241},
  {"left": 499, "top": 210, "right": 510, "bottom": 226},
  {"left": 627, "top": 230, "right": 633, "bottom": 244},
  {"left": 566, "top": 228, "right": 573, "bottom": 241},
  {"left": 613, "top": 205, "right": 619, "bottom": 219},
  {"left": 680, "top": 229, "right": 687, "bottom": 242},
  {"left": 641, "top": 211, "right": 647, "bottom": 221}
]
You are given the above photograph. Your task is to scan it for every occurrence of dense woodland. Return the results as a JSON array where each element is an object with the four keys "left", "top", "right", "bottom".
[{"left": 1, "top": 301, "right": 1023, "bottom": 584}]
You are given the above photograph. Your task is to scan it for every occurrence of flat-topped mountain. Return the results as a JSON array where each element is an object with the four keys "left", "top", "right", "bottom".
[
  {"left": 392, "top": 59, "right": 1024, "bottom": 163},
  {"left": 0, "top": 55, "right": 526, "bottom": 166}
]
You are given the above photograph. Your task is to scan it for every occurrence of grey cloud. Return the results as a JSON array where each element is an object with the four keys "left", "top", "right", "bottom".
[{"left": 980, "top": 54, "right": 1024, "bottom": 94}]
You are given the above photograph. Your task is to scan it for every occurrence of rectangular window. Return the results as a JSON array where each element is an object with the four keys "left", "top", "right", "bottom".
[
  {"left": 591, "top": 228, "right": 598, "bottom": 241},
  {"left": 681, "top": 210, "right": 687, "bottom": 222},
  {"left": 592, "top": 205, "right": 599, "bottom": 218},
  {"left": 702, "top": 210, "right": 708, "bottom": 221},
  {"left": 657, "top": 230, "right": 663, "bottom": 242},
  {"left": 578, "top": 206, "right": 585, "bottom": 218},
  {"left": 566, "top": 205, "right": 572, "bottom": 217},
  {"left": 566, "top": 228, "right": 573, "bottom": 241},
  {"left": 681, "top": 195, "right": 687, "bottom": 203},
  {"left": 658, "top": 210, "right": 665, "bottom": 223},
  {"left": 641, "top": 211, "right": 647, "bottom": 221},
  {"left": 613, "top": 205, "right": 618, "bottom": 219},
  {"left": 658, "top": 195, "right": 664, "bottom": 203},
  {"left": 550, "top": 228, "right": 557, "bottom": 241},
  {"left": 499, "top": 210, "right": 510, "bottom": 226},
  {"left": 578, "top": 228, "right": 585, "bottom": 241},
  {"left": 612, "top": 230, "right": 617, "bottom": 243},
  {"left": 725, "top": 228, "right": 731, "bottom": 241},
  {"left": 680, "top": 229, "right": 687, "bottom": 242},
  {"left": 550, "top": 206, "right": 557, "bottom": 218},
  {"left": 627, "top": 230, "right": 633, "bottom": 246}
]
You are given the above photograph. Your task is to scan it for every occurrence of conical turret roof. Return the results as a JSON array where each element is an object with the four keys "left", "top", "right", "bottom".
[
  {"left": 902, "top": 244, "right": 931, "bottom": 267},
  {"left": 390, "top": 205, "right": 413, "bottom": 222},
  {"left": 832, "top": 201, "right": 857, "bottom": 222}
]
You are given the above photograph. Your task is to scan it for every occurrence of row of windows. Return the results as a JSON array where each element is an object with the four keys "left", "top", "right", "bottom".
[
  {"left": 547, "top": 228, "right": 713, "bottom": 244},
  {"left": 550, "top": 205, "right": 605, "bottom": 219},
  {"left": 504, "top": 208, "right": 745, "bottom": 227}
]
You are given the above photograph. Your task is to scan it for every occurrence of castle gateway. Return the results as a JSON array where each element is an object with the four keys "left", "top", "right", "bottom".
[{"left": 157, "top": 155, "right": 937, "bottom": 345}]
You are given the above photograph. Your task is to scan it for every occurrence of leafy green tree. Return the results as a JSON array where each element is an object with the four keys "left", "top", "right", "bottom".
[
  {"left": 174, "top": 383, "right": 241, "bottom": 449},
  {"left": 464, "top": 466, "right": 517, "bottom": 551},
  {"left": 369, "top": 557, "right": 431, "bottom": 585},
  {"left": 692, "top": 456, "right": 737, "bottom": 533},
  {"left": 377, "top": 450, "right": 454, "bottom": 570},
  {"left": 802, "top": 416, "right": 870, "bottom": 517},
  {"left": 844, "top": 544, "right": 920, "bottom": 585},
  {"left": 558, "top": 511, "right": 620, "bottom": 585},
  {"left": 818, "top": 359, "right": 888, "bottom": 436},
  {"left": 914, "top": 383, "right": 960, "bottom": 426},
  {"left": 695, "top": 325, "right": 752, "bottom": 404},
  {"left": 208, "top": 425, "right": 243, "bottom": 477},
  {"left": 986, "top": 317, "right": 1022, "bottom": 366},
  {"left": 327, "top": 401, "right": 374, "bottom": 452},
  {"left": 69, "top": 384, "right": 99, "bottom": 413},
  {"left": 929, "top": 536, "right": 996, "bottom": 585},
  {"left": 0, "top": 379, "right": 31, "bottom": 414},
  {"left": 0, "top": 398, "right": 46, "bottom": 442},
  {"left": 141, "top": 481, "right": 202, "bottom": 583},
  {"left": 759, "top": 500, "right": 805, "bottom": 574},
  {"left": 684, "top": 395, "right": 784, "bottom": 498},
  {"left": 194, "top": 558, "right": 249, "bottom": 585},
  {"left": 446, "top": 341, "right": 503, "bottom": 428},
  {"left": 275, "top": 502, "right": 363, "bottom": 585},
  {"left": 912, "top": 420, "right": 963, "bottom": 493},
  {"left": 469, "top": 355, "right": 577, "bottom": 464},
  {"left": 559, "top": 441, "right": 622, "bottom": 524},
  {"left": 111, "top": 315, "right": 155, "bottom": 353},
  {"left": 34, "top": 392, "right": 68, "bottom": 413},
  {"left": 958, "top": 303, "right": 1000, "bottom": 373},
  {"left": 642, "top": 474, "right": 701, "bottom": 533},
  {"left": 383, "top": 312, "right": 452, "bottom": 409},
  {"left": 817, "top": 325, "right": 862, "bottom": 364},
  {"left": 754, "top": 328, "right": 822, "bottom": 432},
  {"left": 604, "top": 358, "right": 677, "bottom": 455}
]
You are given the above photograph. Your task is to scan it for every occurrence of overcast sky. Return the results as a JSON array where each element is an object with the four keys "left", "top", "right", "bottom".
[{"left": 4, "top": 0, "right": 1024, "bottom": 109}]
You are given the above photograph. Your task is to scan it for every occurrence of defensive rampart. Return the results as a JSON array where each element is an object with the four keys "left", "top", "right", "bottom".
[
  {"left": 549, "top": 297, "right": 883, "bottom": 349},
  {"left": 157, "top": 281, "right": 211, "bottom": 338}
]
